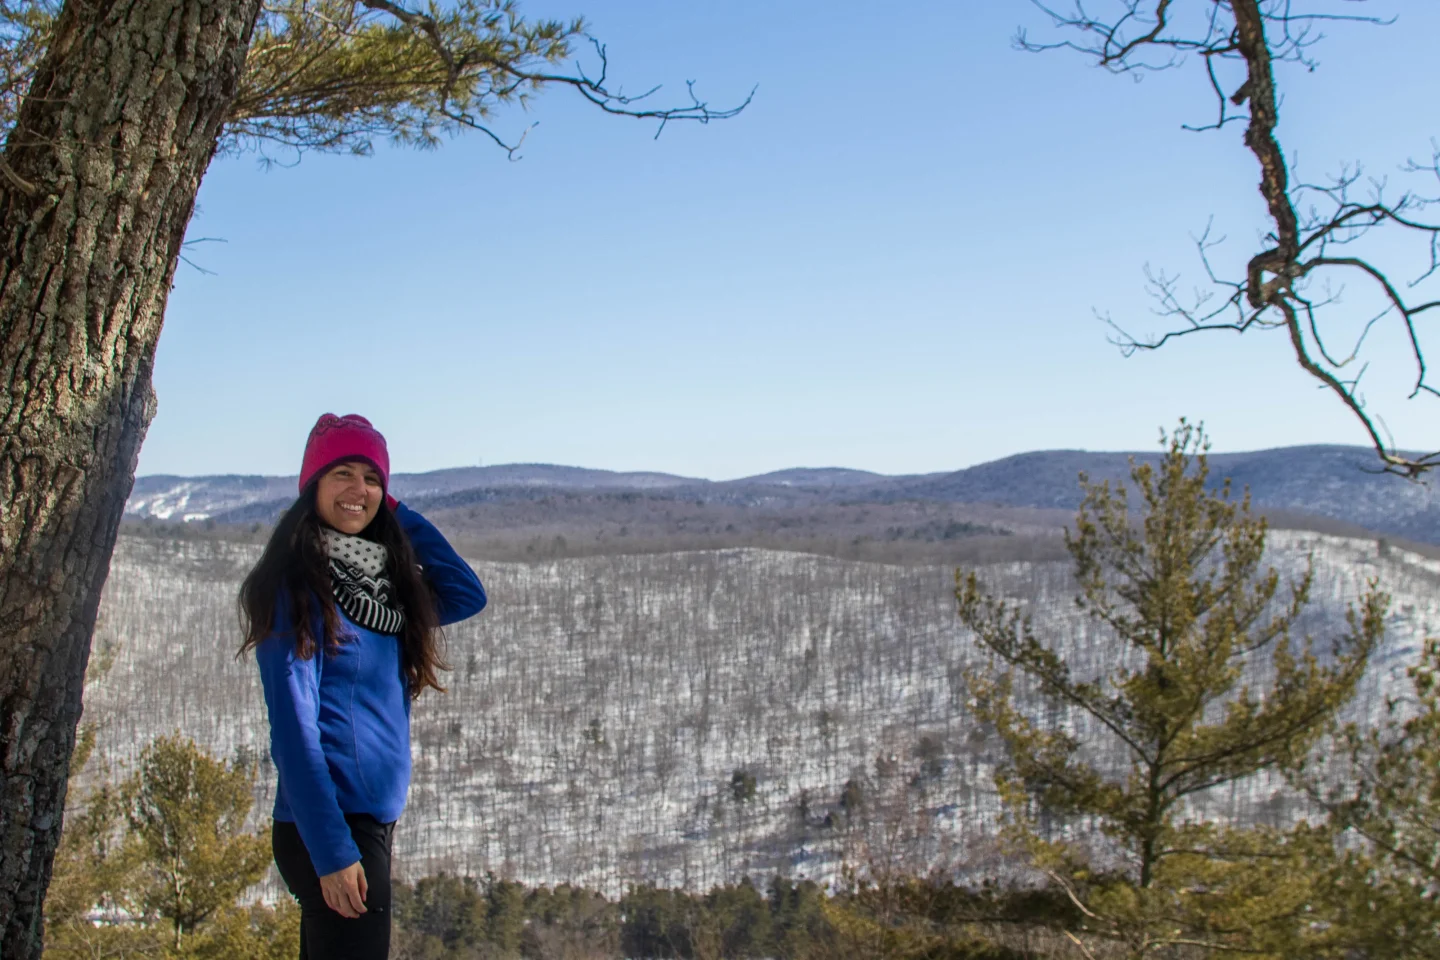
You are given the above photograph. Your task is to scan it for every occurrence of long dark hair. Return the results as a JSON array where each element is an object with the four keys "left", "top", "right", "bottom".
[{"left": 238, "top": 486, "right": 448, "bottom": 698}]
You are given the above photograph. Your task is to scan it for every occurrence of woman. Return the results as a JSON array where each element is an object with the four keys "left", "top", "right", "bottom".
[{"left": 240, "top": 413, "right": 487, "bottom": 959}]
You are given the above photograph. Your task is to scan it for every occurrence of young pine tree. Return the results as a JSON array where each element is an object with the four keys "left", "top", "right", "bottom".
[
  {"left": 122, "top": 735, "right": 272, "bottom": 949},
  {"left": 957, "top": 422, "right": 1386, "bottom": 958}
]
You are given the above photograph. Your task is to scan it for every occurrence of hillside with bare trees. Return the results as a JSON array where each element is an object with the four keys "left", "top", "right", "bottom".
[{"left": 79, "top": 526, "right": 1436, "bottom": 894}]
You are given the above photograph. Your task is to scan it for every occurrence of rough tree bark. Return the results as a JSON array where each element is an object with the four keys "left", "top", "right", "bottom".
[{"left": 0, "top": 1, "right": 262, "bottom": 955}]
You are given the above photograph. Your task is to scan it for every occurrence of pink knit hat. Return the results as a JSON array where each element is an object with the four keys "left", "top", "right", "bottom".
[{"left": 299, "top": 414, "right": 391, "bottom": 496}]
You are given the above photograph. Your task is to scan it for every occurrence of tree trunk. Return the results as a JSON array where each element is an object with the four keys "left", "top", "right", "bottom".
[{"left": 0, "top": 1, "right": 260, "bottom": 955}]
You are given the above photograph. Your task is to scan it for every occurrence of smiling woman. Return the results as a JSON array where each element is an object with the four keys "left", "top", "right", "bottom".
[{"left": 237, "top": 413, "right": 488, "bottom": 960}]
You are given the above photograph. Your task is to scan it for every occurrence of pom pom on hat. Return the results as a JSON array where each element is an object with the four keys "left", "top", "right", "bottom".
[{"left": 299, "top": 414, "right": 393, "bottom": 505}]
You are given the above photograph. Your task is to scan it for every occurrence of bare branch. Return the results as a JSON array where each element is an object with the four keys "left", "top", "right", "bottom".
[
  {"left": 1064, "top": 930, "right": 1102, "bottom": 960},
  {"left": 1045, "top": 870, "right": 1101, "bottom": 920},
  {"left": 0, "top": 155, "right": 37, "bottom": 195},
  {"left": 1021, "top": 0, "right": 1440, "bottom": 475}
]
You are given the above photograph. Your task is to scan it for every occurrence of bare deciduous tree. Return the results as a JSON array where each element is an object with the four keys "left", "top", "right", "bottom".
[{"left": 1023, "top": 0, "right": 1440, "bottom": 477}]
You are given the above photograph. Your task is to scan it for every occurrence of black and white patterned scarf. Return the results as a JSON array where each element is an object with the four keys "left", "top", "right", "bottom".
[{"left": 321, "top": 528, "right": 406, "bottom": 636}]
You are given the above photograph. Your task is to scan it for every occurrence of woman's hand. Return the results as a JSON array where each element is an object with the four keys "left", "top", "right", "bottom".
[{"left": 319, "top": 861, "right": 368, "bottom": 918}]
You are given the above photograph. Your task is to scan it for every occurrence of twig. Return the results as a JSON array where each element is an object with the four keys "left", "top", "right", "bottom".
[
  {"left": 0, "top": 156, "right": 37, "bottom": 196},
  {"left": 1065, "top": 929, "right": 1100, "bottom": 960}
]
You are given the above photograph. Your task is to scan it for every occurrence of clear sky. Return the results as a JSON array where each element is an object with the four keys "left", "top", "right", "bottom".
[{"left": 136, "top": 0, "right": 1440, "bottom": 480}]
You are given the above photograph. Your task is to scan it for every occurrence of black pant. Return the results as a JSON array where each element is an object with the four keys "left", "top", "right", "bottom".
[{"left": 273, "top": 814, "right": 395, "bottom": 960}]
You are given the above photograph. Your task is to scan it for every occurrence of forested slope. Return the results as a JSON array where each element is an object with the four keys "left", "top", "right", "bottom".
[{"left": 82, "top": 531, "right": 1435, "bottom": 892}]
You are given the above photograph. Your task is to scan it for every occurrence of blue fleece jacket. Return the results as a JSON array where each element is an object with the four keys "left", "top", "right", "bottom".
[{"left": 255, "top": 502, "right": 486, "bottom": 876}]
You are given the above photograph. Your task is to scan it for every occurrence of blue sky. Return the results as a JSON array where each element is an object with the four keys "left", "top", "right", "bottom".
[{"left": 138, "top": 0, "right": 1440, "bottom": 480}]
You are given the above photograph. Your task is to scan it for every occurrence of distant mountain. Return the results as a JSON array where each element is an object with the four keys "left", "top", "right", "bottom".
[
  {"left": 891, "top": 445, "right": 1439, "bottom": 543},
  {"left": 397, "top": 464, "right": 702, "bottom": 494},
  {"left": 127, "top": 474, "right": 297, "bottom": 522},
  {"left": 728, "top": 468, "right": 895, "bottom": 488},
  {"left": 127, "top": 464, "right": 704, "bottom": 521},
  {"left": 126, "top": 444, "right": 1440, "bottom": 545}
]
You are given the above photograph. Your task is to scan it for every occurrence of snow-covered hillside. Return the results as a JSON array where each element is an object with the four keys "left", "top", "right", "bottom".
[{"left": 81, "top": 532, "right": 1435, "bottom": 892}]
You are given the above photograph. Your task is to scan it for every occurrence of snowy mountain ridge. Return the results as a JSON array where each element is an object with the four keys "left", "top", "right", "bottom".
[{"left": 126, "top": 445, "right": 1440, "bottom": 547}]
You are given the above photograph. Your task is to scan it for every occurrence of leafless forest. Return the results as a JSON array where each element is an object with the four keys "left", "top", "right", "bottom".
[{"left": 81, "top": 528, "right": 1437, "bottom": 895}]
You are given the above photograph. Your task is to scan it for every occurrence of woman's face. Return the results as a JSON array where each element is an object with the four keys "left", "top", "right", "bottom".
[{"left": 314, "top": 460, "right": 384, "bottom": 535}]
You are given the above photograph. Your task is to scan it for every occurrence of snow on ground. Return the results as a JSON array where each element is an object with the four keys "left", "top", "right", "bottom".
[{"left": 81, "top": 530, "right": 1437, "bottom": 893}]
